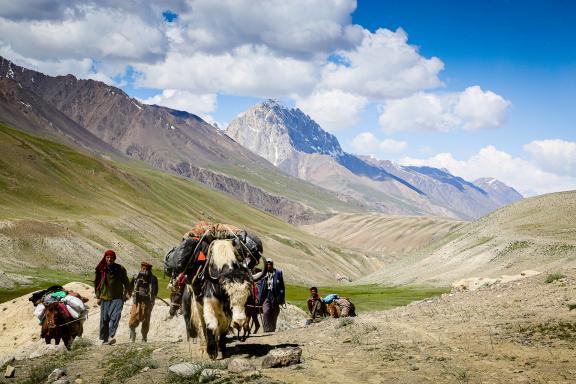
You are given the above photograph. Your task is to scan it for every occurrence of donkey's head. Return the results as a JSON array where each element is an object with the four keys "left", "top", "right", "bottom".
[{"left": 41, "top": 302, "right": 62, "bottom": 338}]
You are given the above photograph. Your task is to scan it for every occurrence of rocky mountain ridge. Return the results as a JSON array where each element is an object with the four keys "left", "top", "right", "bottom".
[
  {"left": 0, "top": 57, "right": 362, "bottom": 224},
  {"left": 227, "top": 100, "right": 522, "bottom": 220}
]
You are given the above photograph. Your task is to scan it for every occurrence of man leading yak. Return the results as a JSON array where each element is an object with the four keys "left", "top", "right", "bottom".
[{"left": 257, "top": 258, "right": 285, "bottom": 332}]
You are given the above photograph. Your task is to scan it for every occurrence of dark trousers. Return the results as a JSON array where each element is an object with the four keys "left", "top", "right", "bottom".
[
  {"left": 262, "top": 292, "right": 280, "bottom": 332},
  {"left": 100, "top": 299, "right": 124, "bottom": 342}
]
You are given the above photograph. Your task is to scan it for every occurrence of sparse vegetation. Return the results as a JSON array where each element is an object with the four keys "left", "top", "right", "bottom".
[
  {"left": 335, "top": 317, "right": 354, "bottom": 328},
  {"left": 503, "top": 240, "right": 532, "bottom": 253},
  {"left": 17, "top": 361, "right": 61, "bottom": 384},
  {"left": 346, "top": 321, "right": 378, "bottom": 345},
  {"left": 461, "top": 236, "right": 494, "bottom": 253},
  {"left": 515, "top": 321, "right": 576, "bottom": 341},
  {"left": 70, "top": 336, "right": 93, "bottom": 351},
  {"left": 99, "top": 345, "right": 159, "bottom": 384},
  {"left": 443, "top": 366, "right": 471, "bottom": 384},
  {"left": 546, "top": 243, "right": 576, "bottom": 254},
  {"left": 15, "top": 337, "right": 91, "bottom": 384},
  {"left": 425, "top": 231, "right": 463, "bottom": 253},
  {"left": 270, "top": 235, "right": 312, "bottom": 255},
  {"left": 545, "top": 272, "right": 566, "bottom": 283},
  {"left": 0, "top": 220, "right": 67, "bottom": 238}
]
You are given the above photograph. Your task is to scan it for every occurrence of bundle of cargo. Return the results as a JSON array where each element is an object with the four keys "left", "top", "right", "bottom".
[
  {"left": 30, "top": 286, "right": 89, "bottom": 324},
  {"left": 163, "top": 221, "right": 263, "bottom": 278}
]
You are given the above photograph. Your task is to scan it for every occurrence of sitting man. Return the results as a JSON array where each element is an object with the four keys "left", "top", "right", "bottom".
[{"left": 306, "top": 286, "right": 327, "bottom": 323}]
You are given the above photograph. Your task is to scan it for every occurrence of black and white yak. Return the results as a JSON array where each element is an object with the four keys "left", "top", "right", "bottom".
[{"left": 184, "top": 239, "right": 253, "bottom": 359}]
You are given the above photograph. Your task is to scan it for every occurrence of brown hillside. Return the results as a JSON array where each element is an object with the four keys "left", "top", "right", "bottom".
[
  {"left": 359, "top": 190, "right": 576, "bottom": 285},
  {"left": 302, "top": 213, "right": 465, "bottom": 262}
]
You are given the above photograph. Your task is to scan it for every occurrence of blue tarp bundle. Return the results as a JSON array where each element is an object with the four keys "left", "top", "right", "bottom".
[{"left": 322, "top": 293, "right": 339, "bottom": 304}]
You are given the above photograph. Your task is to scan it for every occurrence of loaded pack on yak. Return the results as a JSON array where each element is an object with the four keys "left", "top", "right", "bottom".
[{"left": 165, "top": 221, "right": 263, "bottom": 316}]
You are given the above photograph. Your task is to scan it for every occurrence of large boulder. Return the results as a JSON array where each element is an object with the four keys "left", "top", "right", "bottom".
[{"left": 261, "top": 347, "right": 302, "bottom": 368}]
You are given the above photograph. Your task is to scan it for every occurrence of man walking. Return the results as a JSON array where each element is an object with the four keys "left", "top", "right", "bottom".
[
  {"left": 257, "top": 259, "right": 285, "bottom": 332},
  {"left": 128, "top": 261, "right": 158, "bottom": 342},
  {"left": 95, "top": 249, "right": 130, "bottom": 345}
]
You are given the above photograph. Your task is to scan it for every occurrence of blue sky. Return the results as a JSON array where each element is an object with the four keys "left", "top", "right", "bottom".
[
  {"left": 0, "top": 0, "right": 574, "bottom": 195},
  {"left": 346, "top": 0, "right": 576, "bottom": 157}
]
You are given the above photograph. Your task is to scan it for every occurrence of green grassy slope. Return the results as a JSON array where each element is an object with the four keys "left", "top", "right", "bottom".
[
  {"left": 285, "top": 284, "right": 449, "bottom": 313},
  {"left": 0, "top": 123, "right": 382, "bottom": 292}
]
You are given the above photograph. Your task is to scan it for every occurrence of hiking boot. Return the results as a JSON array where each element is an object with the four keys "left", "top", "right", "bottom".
[
  {"left": 129, "top": 328, "right": 136, "bottom": 343},
  {"left": 107, "top": 338, "right": 116, "bottom": 345}
]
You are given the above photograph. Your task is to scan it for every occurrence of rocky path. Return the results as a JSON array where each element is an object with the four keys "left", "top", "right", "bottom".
[{"left": 2, "top": 270, "right": 575, "bottom": 383}]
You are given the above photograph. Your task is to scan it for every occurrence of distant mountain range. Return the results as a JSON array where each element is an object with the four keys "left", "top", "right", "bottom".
[
  {"left": 227, "top": 100, "right": 522, "bottom": 219},
  {"left": 0, "top": 56, "right": 362, "bottom": 224},
  {"left": 0, "top": 57, "right": 521, "bottom": 221}
]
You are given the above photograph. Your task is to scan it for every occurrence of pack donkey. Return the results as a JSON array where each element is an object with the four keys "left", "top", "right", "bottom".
[
  {"left": 186, "top": 239, "right": 253, "bottom": 359},
  {"left": 41, "top": 302, "right": 83, "bottom": 349}
]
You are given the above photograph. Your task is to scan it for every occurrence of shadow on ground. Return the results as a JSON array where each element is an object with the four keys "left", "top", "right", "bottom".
[{"left": 227, "top": 342, "right": 300, "bottom": 358}]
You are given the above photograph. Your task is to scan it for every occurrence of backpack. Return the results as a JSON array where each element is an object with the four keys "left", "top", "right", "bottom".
[
  {"left": 164, "top": 236, "right": 200, "bottom": 276},
  {"left": 133, "top": 272, "right": 152, "bottom": 300}
]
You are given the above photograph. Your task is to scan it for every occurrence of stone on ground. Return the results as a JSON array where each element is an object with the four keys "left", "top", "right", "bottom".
[
  {"left": 261, "top": 347, "right": 302, "bottom": 368},
  {"left": 228, "top": 357, "right": 256, "bottom": 373},
  {"left": 168, "top": 362, "right": 204, "bottom": 378},
  {"left": 4, "top": 365, "right": 15, "bottom": 378},
  {"left": 29, "top": 343, "right": 66, "bottom": 359},
  {"left": 47, "top": 368, "right": 66, "bottom": 381}
]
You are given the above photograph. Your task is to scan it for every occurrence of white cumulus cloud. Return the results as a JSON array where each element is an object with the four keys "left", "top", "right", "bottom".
[
  {"left": 350, "top": 132, "right": 407, "bottom": 156},
  {"left": 296, "top": 89, "right": 367, "bottom": 131},
  {"left": 0, "top": 5, "right": 166, "bottom": 66},
  {"left": 523, "top": 139, "right": 576, "bottom": 176},
  {"left": 379, "top": 86, "right": 511, "bottom": 133},
  {"left": 320, "top": 28, "right": 444, "bottom": 99},
  {"left": 174, "top": 0, "right": 362, "bottom": 58},
  {"left": 141, "top": 89, "right": 217, "bottom": 118},
  {"left": 400, "top": 145, "right": 576, "bottom": 196},
  {"left": 0, "top": 0, "right": 512, "bottom": 136},
  {"left": 134, "top": 47, "right": 318, "bottom": 98}
]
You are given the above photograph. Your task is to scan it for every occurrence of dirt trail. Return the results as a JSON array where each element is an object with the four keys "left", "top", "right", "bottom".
[
  {"left": 262, "top": 269, "right": 575, "bottom": 383},
  {"left": 2, "top": 270, "right": 575, "bottom": 383}
]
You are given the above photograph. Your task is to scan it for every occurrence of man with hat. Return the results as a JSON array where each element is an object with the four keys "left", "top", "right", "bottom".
[
  {"left": 128, "top": 261, "right": 158, "bottom": 342},
  {"left": 257, "top": 258, "right": 285, "bottom": 332},
  {"left": 95, "top": 249, "right": 131, "bottom": 345}
]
